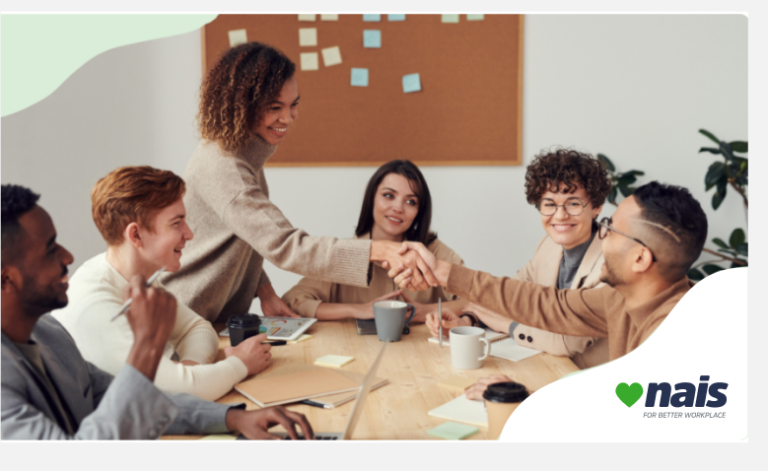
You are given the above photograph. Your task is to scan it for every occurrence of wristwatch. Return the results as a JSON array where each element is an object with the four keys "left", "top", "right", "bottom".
[{"left": 460, "top": 312, "right": 479, "bottom": 327}]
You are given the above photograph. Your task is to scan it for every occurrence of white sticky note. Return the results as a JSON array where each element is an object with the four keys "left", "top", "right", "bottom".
[
  {"left": 298, "top": 14, "right": 316, "bottom": 22},
  {"left": 228, "top": 29, "right": 247, "bottom": 47},
  {"left": 467, "top": 14, "right": 485, "bottom": 21},
  {"left": 299, "top": 28, "right": 317, "bottom": 46},
  {"left": 441, "top": 14, "right": 460, "bottom": 23},
  {"left": 320, "top": 14, "right": 339, "bottom": 21},
  {"left": 300, "top": 52, "right": 319, "bottom": 71},
  {"left": 321, "top": 46, "right": 342, "bottom": 67}
]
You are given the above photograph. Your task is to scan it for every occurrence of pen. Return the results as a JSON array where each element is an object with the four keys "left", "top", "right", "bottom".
[
  {"left": 438, "top": 298, "right": 443, "bottom": 347},
  {"left": 110, "top": 267, "right": 167, "bottom": 322},
  {"left": 261, "top": 340, "right": 287, "bottom": 346},
  {"left": 300, "top": 400, "right": 331, "bottom": 409}
]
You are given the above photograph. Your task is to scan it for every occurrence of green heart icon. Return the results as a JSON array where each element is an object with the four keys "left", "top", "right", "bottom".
[{"left": 615, "top": 382, "right": 644, "bottom": 407}]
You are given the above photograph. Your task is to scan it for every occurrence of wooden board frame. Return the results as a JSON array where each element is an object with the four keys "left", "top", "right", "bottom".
[{"left": 202, "top": 14, "right": 524, "bottom": 167}]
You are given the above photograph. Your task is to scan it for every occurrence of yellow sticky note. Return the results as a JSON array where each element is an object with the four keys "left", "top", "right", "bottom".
[
  {"left": 320, "top": 14, "right": 339, "bottom": 21},
  {"left": 300, "top": 52, "right": 319, "bottom": 71},
  {"left": 315, "top": 355, "right": 354, "bottom": 368},
  {"left": 228, "top": 29, "right": 247, "bottom": 47},
  {"left": 299, "top": 28, "right": 317, "bottom": 47},
  {"left": 298, "top": 14, "right": 316, "bottom": 22},
  {"left": 438, "top": 375, "right": 476, "bottom": 392},
  {"left": 321, "top": 46, "right": 342, "bottom": 67},
  {"left": 288, "top": 334, "right": 313, "bottom": 344}
]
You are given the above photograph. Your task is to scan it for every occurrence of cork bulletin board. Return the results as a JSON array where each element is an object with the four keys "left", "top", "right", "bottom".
[{"left": 202, "top": 14, "right": 524, "bottom": 167}]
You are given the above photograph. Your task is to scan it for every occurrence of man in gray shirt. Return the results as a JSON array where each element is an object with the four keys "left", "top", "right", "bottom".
[{"left": 1, "top": 184, "right": 314, "bottom": 440}]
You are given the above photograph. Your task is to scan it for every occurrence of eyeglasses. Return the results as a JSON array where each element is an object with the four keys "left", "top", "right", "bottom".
[
  {"left": 598, "top": 217, "right": 657, "bottom": 262},
  {"left": 536, "top": 198, "right": 590, "bottom": 217}
]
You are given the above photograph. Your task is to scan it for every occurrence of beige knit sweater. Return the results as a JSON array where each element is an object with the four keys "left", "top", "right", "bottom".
[{"left": 163, "top": 137, "right": 372, "bottom": 323}]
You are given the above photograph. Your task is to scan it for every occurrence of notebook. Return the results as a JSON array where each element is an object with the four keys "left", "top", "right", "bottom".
[
  {"left": 428, "top": 327, "right": 508, "bottom": 346},
  {"left": 234, "top": 363, "right": 360, "bottom": 407},
  {"left": 490, "top": 338, "right": 541, "bottom": 362},
  {"left": 428, "top": 395, "right": 488, "bottom": 428}
]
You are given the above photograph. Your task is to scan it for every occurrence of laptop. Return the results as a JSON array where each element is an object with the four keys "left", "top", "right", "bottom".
[{"left": 272, "top": 342, "right": 387, "bottom": 440}]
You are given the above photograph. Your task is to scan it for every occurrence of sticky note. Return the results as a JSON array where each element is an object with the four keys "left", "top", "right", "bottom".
[
  {"left": 438, "top": 375, "right": 476, "bottom": 392},
  {"left": 441, "top": 14, "right": 460, "bottom": 23},
  {"left": 200, "top": 434, "right": 237, "bottom": 440},
  {"left": 467, "top": 14, "right": 485, "bottom": 21},
  {"left": 315, "top": 355, "right": 354, "bottom": 368},
  {"left": 228, "top": 29, "right": 247, "bottom": 47},
  {"left": 299, "top": 28, "right": 317, "bottom": 46},
  {"left": 351, "top": 68, "right": 369, "bottom": 87},
  {"left": 320, "top": 14, "right": 339, "bottom": 21},
  {"left": 321, "top": 46, "right": 342, "bottom": 67},
  {"left": 300, "top": 52, "right": 319, "bottom": 71},
  {"left": 402, "top": 73, "right": 421, "bottom": 93},
  {"left": 288, "top": 334, "right": 313, "bottom": 344},
  {"left": 363, "top": 14, "right": 381, "bottom": 22},
  {"left": 298, "top": 14, "right": 316, "bottom": 22},
  {"left": 428, "top": 422, "right": 479, "bottom": 440},
  {"left": 388, "top": 14, "right": 406, "bottom": 21},
  {"left": 363, "top": 30, "right": 381, "bottom": 48}
]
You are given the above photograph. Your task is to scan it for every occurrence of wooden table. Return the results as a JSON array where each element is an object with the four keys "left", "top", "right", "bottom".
[{"left": 165, "top": 320, "right": 578, "bottom": 440}]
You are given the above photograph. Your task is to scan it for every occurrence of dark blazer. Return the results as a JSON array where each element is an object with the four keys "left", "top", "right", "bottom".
[{"left": 1, "top": 314, "right": 237, "bottom": 439}]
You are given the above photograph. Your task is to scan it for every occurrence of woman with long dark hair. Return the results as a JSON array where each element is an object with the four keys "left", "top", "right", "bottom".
[
  {"left": 282, "top": 160, "right": 465, "bottom": 322},
  {"left": 162, "top": 42, "right": 436, "bottom": 323}
]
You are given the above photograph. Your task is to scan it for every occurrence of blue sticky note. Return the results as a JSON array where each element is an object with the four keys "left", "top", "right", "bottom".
[
  {"left": 363, "top": 14, "right": 381, "bottom": 22},
  {"left": 363, "top": 30, "right": 381, "bottom": 48},
  {"left": 351, "top": 68, "right": 369, "bottom": 87},
  {"left": 402, "top": 73, "right": 421, "bottom": 93},
  {"left": 388, "top": 14, "right": 406, "bottom": 21}
]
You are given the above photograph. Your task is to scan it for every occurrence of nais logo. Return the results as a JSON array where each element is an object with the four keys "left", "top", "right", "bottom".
[{"left": 616, "top": 376, "right": 728, "bottom": 419}]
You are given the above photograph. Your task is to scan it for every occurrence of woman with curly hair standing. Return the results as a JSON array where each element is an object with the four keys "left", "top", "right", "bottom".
[
  {"left": 426, "top": 148, "right": 613, "bottom": 374},
  {"left": 163, "top": 42, "right": 436, "bottom": 323}
]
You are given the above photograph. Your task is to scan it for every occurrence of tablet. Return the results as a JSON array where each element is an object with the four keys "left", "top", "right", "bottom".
[{"left": 219, "top": 317, "right": 317, "bottom": 341}]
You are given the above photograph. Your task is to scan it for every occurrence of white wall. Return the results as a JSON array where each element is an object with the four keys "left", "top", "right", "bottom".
[{"left": 1, "top": 15, "right": 747, "bottom": 314}]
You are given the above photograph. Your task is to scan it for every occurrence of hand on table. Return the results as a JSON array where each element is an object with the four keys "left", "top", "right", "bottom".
[
  {"left": 462, "top": 302, "right": 514, "bottom": 336},
  {"left": 258, "top": 283, "right": 300, "bottom": 318},
  {"left": 400, "top": 291, "right": 448, "bottom": 324},
  {"left": 371, "top": 240, "right": 438, "bottom": 291},
  {"left": 225, "top": 406, "right": 314, "bottom": 440},
  {"left": 465, "top": 375, "right": 513, "bottom": 401},
  {"left": 223, "top": 333, "right": 272, "bottom": 376},
  {"left": 425, "top": 309, "right": 471, "bottom": 338}
]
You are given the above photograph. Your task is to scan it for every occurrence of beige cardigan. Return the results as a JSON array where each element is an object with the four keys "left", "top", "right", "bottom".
[
  {"left": 163, "top": 137, "right": 373, "bottom": 323},
  {"left": 282, "top": 234, "right": 465, "bottom": 317},
  {"left": 511, "top": 234, "right": 609, "bottom": 369},
  {"left": 446, "top": 265, "right": 691, "bottom": 362}
]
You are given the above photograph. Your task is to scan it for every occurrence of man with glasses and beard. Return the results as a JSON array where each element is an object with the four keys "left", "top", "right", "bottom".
[
  {"left": 390, "top": 181, "right": 707, "bottom": 399},
  {"left": 1, "top": 184, "right": 314, "bottom": 440}
]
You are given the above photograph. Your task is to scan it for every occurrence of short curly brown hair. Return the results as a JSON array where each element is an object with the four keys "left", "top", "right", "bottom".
[
  {"left": 525, "top": 148, "right": 612, "bottom": 208},
  {"left": 198, "top": 42, "right": 296, "bottom": 152}
]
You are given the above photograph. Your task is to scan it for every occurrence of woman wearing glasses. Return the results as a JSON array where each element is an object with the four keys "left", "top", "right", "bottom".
[{"left": 427, "top": 148, "right": 613, "bottom": 374}]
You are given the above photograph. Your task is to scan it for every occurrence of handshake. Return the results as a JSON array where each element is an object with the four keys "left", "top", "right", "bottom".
[{"left": 372, "top": 240, "right": 450, "bottom": 291}]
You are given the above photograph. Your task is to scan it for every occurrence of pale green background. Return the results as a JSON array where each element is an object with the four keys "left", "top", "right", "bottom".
[{"left": 1, "top": 14, "right": 216, "bottom": 116}]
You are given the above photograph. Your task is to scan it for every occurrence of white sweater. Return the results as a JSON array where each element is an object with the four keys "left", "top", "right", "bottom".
[{"left": 52, "top": 253, "right": 248, "bottom": 401}]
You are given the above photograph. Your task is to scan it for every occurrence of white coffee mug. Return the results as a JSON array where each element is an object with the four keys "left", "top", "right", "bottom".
[{"left": 449, "top": 326, "right": 491, "bottom": 370}]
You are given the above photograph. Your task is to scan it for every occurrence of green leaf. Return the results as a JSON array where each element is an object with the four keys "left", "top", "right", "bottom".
[
  {"left": 699, "top": 147, "right": 722, "bottom": 155},
  {"left": 624, "top": 170, "right": 645, "bottom": 177},
  {"left": 719, "top": 142, "right": 734, "bottom": 161},
  {"left": 617, "top": 175, "right": 637, "bottom": 186},
  {"left": 735, "top": 243, "right": 748, "bottom": 257},
  {"left": 699, "top": 129, "right": 720, "bottom": 145},
  {"left": 730, "top": 261, "right": 747, "bottom": 269},
  {"left": 702, "top": 264, "right": 725, "bottom": 275},
  {"left": 729, "top": 228, "right": 746, "bottom": 248},
  {"left": 687, "top": 268, "right": 705, "bottom": 281},
  {"left": 705, "top": 162, "right": 726, "bottom": 188},
  {"left": 729, "top": 141, "right": 748, "bottom": 153},
  {"left": 618, "top": 184, "right": 633, "bottom": 197},
  {"left": 597, "top": 153, "right": 615, "bottom": 172},
  {"left": 608, "top": 187, "right": 617, "bottom": 204},
  {"left": 712, "top": 184, "right": 727, "bottom": 210},
  {"left": 712, "top": 238, "right": 729, "bottom": 249}
]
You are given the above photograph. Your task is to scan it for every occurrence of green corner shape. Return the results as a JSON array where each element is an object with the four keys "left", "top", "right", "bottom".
[{"left": 1, "top": 14, "right": 217, "bottom": 117}]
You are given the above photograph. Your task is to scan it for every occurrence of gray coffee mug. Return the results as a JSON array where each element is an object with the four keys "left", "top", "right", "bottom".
[{"left": 373, "top": 300, "right": 415, "bottom": 342}]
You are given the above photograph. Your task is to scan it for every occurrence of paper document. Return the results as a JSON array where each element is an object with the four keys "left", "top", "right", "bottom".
[
  {"left": 428, "top": 395, "right": 488, "bottom": 428},
  {"left": 490, "top": 338, "right": 541, "bottom": 362}
]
